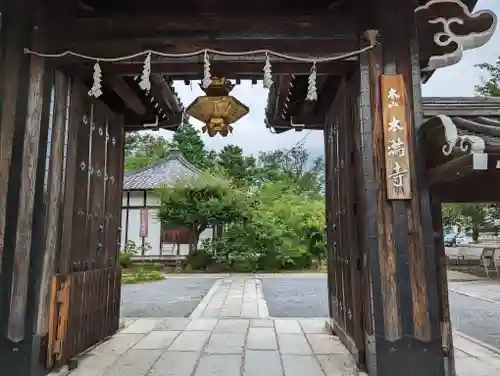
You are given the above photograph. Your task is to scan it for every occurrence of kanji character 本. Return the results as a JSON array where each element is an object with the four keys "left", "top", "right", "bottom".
[
  {"left": 387, "top": 137, "right": 405, "bottom": 157},
  {"left": 387, "top": 88, "right": 400, "bottom": 108},
  {"left": 388, "top": 161, "right": 408, "bottom": 188},
  {"left": 388, "top": 116, "right": 403, "bottom": 132}
]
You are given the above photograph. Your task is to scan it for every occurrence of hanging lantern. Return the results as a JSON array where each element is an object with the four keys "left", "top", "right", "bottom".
[{"left": 186, "top": 77, "right": 249, "bottom": 137}]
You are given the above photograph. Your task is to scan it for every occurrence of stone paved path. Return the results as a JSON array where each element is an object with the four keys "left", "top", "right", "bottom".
[
  {"left": 190, "top": 277, "right": 269, "bottom": 319},
  {"left": 60, "top": 276, "right": 500, "bottom": 376},
  {"left": 71, "top": 317, "right": 356, "bottom": 376}
]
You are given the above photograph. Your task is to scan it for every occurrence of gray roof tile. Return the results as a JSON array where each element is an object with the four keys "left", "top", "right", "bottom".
[{"left": 123, "top": 150, "right": 201, "bottom": 190}]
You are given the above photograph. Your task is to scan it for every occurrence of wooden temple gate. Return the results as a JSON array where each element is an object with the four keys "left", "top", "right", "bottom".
[
  {"left": 0, "top": 0, "right": 498, "bottom": 376},
  {"left": 0, "top": 66, "right": 126, "bottom": 370}
]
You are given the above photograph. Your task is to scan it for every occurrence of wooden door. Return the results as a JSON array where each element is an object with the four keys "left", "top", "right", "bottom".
[
  {"left": 46, "top": 81, "right": 124, "bottom": 368},
  {"left": 324, "top": 76, "right": 365, "bottom": 366}
]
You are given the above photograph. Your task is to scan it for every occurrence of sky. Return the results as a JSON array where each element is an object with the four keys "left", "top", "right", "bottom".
[{"left": 158, "top": 0, "right": 499, "bottom": 158}]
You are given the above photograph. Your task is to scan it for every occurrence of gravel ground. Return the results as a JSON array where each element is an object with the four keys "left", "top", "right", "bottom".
[
  {"left": 261, "top": 276, "right": 329, "bottom": 317},
  {"left": 120, "top": 276, "right": 216, "bottom": 317}
]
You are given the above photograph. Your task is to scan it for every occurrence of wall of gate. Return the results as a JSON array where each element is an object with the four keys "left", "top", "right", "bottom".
[
  {"left": 44, "top": 78, "right": 125, "bottom": 368},
  {"left": 324, "top": 76, "right": 365, "bottom": 366}
]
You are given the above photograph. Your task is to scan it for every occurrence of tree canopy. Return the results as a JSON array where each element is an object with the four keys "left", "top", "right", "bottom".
[
  {"left": 125, "top": 120, "right": 326, "bottom": 271},
  {"left": 156, "top": 174, "right": 248, "bottom": 253},
  {"left": 475, "top": 57, "right": 500, "bottom": 97}
]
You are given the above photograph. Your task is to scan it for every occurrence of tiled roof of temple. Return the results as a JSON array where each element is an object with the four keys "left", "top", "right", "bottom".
[{"left": 123, "top": 149, "right": 200, "bottom": 190}]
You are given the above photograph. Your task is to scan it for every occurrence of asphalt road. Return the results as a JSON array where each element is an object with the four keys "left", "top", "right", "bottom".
[
  {"left": 120, "top": 276, "right": 215, "bottom": 317},
  {"left": 262, "top": 275, "right": 500, "bottom": 349},
  {"left": 449, "top": 291, "right": 500, "bottom": 349}
]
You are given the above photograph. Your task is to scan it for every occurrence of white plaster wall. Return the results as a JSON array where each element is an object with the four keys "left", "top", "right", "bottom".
[
  {"left": 121, "top": 212, "right": 126, "bottom": 250},
  {"left": 122, "top": 190, "right": 214, "bottom": 258}
]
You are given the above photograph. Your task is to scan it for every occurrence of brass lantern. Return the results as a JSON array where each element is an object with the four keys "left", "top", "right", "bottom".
[{"left": 186, "top": 77, "right": 249, "bottom": 137}]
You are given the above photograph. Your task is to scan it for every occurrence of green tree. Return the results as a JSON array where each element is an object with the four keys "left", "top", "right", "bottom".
[
  {"left": 124, "top": 133, "right": 169, "bottom": 172},
  {"left": 157, "top": 174, "right": 247, "bottom": 254},
  {"left": 475, "top": 57, "right": 500, "bottom": 97},
  {"left": 443, "top": 203, "right": 490, "bottom": 241},
  {"left": 256, "top": 145, "right": 324, "bottom": 195},
  {"left": 169, "top": 119, "right": 216, "bottom": 170},
  {"left": 212, "top": 181, "right": 325, "bottom": 271},
  {"left": 216, "top": 145, "right": 257, "bottom": 186}
]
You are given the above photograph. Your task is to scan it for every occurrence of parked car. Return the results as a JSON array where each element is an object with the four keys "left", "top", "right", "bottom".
[
  {"left": 456, "top": 232, "right": 473, "bottom": 245},
  {"left": 444, "top": 233, "right": 457, "bottom": 247}
]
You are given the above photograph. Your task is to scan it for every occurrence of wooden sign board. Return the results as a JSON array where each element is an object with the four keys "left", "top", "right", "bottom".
[{"left": 381, "top": 74, "right": 412, "bottom": 200}]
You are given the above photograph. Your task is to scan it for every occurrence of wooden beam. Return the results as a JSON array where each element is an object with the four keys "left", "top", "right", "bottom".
[
  {"left": 435, "top": 175, "right": 500, "bottom": 203},
  {"left": 144, "top": 77, "right": 177, "bottom": 117},
  {"left": 50, "top": 38, "right": 358, "bottom": 59},
  {"left": 427, "top": 155, "right": 473, "bottom": 186},
  {"left": 49, "top": 14, "right": 357, "bottom": 41},
  {"left": 151, "top": 76, "right": 182, "bottom": 112},
  {"left": 106, "top": 76, "right": 146, "bottom": 115},
  {"left": 428, "top": 153, "right": 500, "bottom": 186},
  {"left": 276, "top": 75, "right": 294, "bottom": 121}
]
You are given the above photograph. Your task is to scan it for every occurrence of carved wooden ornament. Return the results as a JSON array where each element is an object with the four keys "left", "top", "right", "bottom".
[
  {"left": 436, "top": 114, "right": 488, "bottom": 170},
  {"left": 416, "top": 0, "right": 497, "bottom": 71}
]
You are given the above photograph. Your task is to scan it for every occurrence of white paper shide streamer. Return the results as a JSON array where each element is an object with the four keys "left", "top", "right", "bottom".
[
  {"left": 263, "top": 53, "right": 273, "bottom": 89},
  {"left": 139, "top": 53, "right": 152, "bottom": 92},
  {"left": 202, "top": 51, "right": 212, "bottom": 89},
  {"left": 88, "top": 62, "right": 103, "bottom": 98},
  {"left": 306, "top": 63, "right": 317, "bottom": 101},
  {"left": 24, "top": 37, "right": 379, "bottom": 99}
]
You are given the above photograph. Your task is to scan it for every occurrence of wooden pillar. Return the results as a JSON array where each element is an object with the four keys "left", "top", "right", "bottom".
[
  {"left": 0, "top": 0, "right": 54, "bottom": 375},
  {"left": 36, "top": 71, "right": 69, "bottom": 336},
  {"left": 431, "top": 195, "right": 456, "bottom": 376},
  {"left": 357, "top": 0, "right": 445, "bottom": 375}
]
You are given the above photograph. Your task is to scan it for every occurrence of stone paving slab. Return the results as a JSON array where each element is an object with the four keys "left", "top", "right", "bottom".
[
  {"left": 191, "top": 277, "right": 269, "bottom": 319},
  {"left": 60, "top": 276, "right": 500, "bottom": 376},
  {"left": 63, "top": 321, "right": 500, "bottom": 376},
  {"left": 66, "top": 318, "right": 355, "bottom": 376}
]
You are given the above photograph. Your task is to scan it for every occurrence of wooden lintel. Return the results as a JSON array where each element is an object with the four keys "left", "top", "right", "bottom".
[
  {"left": 106, "top": 76, "right": 147, "bottom": 115},
  {"left": 428, "top": 152, "right": 500, "bottom": 186},
  {"left": 427, "top": 155, "right": 473, "bottom": 186},
  {"left": 72, "top": 61, "right": 350, "bottom": 78},
  {"left": 49, "top": 14, "right": 358, "bottom": 41},
  {"left": 435, "top": 174, "right": 500, "bottom": 203}
]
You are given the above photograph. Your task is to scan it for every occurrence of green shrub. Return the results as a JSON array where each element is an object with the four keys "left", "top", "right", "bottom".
[
  {"left": 185, "top": 248, "right": 213, "bottom": 270},
  {"left": 120, "top": 240, "right": 138, "bottom": 268},
  {"left": 122, "top": 268, "right": 164, "bottom": 284}
]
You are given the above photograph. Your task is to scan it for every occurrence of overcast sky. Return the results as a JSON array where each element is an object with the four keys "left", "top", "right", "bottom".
[{"left": 160, "top": 0, "right": 499, "bottom": 158}]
